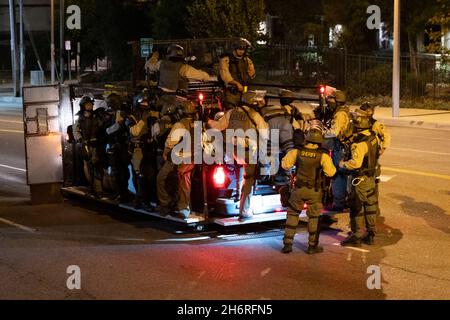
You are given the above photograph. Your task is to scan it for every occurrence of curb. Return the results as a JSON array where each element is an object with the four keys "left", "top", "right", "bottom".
[{"left": 377, "top": 117, "right": 450, "bottom": 131}]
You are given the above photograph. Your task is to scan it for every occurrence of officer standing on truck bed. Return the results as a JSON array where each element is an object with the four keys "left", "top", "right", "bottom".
[
  {"left": 73, "top": 95, "right": 107, "bottom": 198},
  {"left": 208, "top": 91, "right": 269, "bottom": 221},
  {"left": 157, "top": 100, "right": 199, "bottom": 219},
  {"left": 219, "top": 38, "right": 256, "bottom": 109}
]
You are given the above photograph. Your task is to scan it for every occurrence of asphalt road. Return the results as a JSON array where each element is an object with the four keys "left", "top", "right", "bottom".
[{"left": 0, "top": 105, "right": 449, "bottom": 300}]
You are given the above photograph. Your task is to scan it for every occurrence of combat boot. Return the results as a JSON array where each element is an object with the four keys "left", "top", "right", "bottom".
[
  {"left": 340, "top": 234, "right": 362, "bottom": 247},
  {"left": 281, "top": 244, "right": 292, "bottom": 254},
  {"left": 362, "top": 231, "right": 375, "bottom": 245},
  {"left": 306, "top": 245, "right": 324, "bottom": 255}
]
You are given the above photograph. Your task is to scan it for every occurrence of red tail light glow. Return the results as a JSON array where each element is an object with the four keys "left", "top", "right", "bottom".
[
  {"left": 303, "top": 203, "right": 308, "bottom": 209},
  {"left": 319, "top": 86, "right": 325, "bottom": 94},
  {"left": 213, "top": 166, "right": 226, "bottom": 188},
  {"left": 198, "top": 93, "right": 204, "bottom": 102}
]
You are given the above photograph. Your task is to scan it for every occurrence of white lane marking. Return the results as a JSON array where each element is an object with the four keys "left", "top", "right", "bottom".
[
  {"left": 0, "top": 129, "right": 24, "bottom": 133},
  {"left": 0, "top": 119, "right": 22, "bottom": 124},
  {"left": 379, "top": 175, "right": 395, "bottom": 182},
  {"left": 382, "top": 166, "right": 450, "bottom": 181},
  {"left": 113, "top": 238, "right": 146, "bottom": 242},
  {"left": 0, "top": 164, "right": 26, "bottom": 172},
  {"left": 389, "top": 147, "right": 450, "bottom": 156},
  {"left": 332, "top": 242, "right": 370, "bottom": 253},
  {"left": 155, "top": 236, "right": 211, "bottom": 242},
  {"left": 0, "top": 217, "right": 37, "bottom": 233}
]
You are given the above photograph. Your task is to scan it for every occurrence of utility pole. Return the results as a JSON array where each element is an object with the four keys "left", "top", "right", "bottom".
[
  {"left": 392, "top": 0, "right": 400, "bottom": 117},
  {"left": 8, "top": 0, "right": 19, "bottom": 96},
  {"left": 19, "top": 0, "right": 24, "bottom": 93},
  {"left": 60, "top": 0, "right": 64, "bottom": 83},
  {"left": 51, "top": 0, "right": 55, "bottom": 83},
  {"left": 77, "top": 42, "right": 80, "bottom": 80}
]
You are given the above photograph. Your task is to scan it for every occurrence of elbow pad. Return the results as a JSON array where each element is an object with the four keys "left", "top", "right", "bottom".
[{"left": 106, "top": 122, "right": 121, "bottom": 135}]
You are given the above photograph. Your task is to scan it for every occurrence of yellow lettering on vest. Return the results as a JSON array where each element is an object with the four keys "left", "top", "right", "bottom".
[{"left": 300, "top": 150, "right": 317, "bottom": 158}]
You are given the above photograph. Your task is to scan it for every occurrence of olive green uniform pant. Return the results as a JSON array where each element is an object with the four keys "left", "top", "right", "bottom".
[
  {"left": 349, "top": 175, "right": 378, "bottom": 238},
  {"left": 157, "top": 160, "right": 177, "bottom": 210},
  {"left": 239, "top": 164, "right": 257, "bottom": 217},
  {"left": 176, "top": 163, "right": 195, "bottom": 217},
  {"left": 283, "top": 187, "right": 322, "bottom": 247},
  {"left": 157, "top": 160, "right": 195, "bottom": 217}
]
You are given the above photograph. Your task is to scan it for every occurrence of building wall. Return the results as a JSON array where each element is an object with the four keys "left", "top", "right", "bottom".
[
  {"left": 0, "top": 0, "right": 50, "bottom": 33},
  {"left": 442, "top": 27, "right": 450, "bottom": 50}
]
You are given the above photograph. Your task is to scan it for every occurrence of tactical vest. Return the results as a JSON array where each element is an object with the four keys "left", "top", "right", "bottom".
[
  {"left": 226, "top": 106, "right": 257, "bottom": 152},
  {"left": 259, "top": 105, "right": 289, "bottom": 122},
  {"left": 219, "top": 53, "right": 250, "bottom": 86},
  {"left": 129, "top": 108, "right": 152, "bottom": 146},
  {"left": 158, "top": 60, "right": 188, "bottom": 92},
  {"left": 354, "top": 132, "right": 379, "bottom": 177},
  {"left": 78, "top": 112, "right": 102, "bottom": 144},
  {"left": 228, "top": 106, "right": 255, "bottom": 132},
  {"left": 295, "top": 147, "right": 324, "bottom": 191}
]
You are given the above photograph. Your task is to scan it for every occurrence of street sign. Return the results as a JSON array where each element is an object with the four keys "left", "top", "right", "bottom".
[{"left": 140, "top": 38, "right": 153, "bottom": 58}]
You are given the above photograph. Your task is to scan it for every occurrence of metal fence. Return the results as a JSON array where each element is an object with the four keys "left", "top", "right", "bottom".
[{"left": 255, "top": 42, "right": 450, "bottom": 99}]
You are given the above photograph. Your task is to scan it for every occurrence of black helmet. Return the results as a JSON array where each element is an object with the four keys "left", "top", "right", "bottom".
[
  {"left": 333, "top": 90, "right": 346, "bottom": 104},
  {"left": 79, "top": 95, "right": 94, "bottom": 109},
  {"left": 181, "top": 100, "right": 197, "bottom": 115},
  {"left": 360, "top": 102, "right": 375, "bottom": 117},
  {"left": 105, "top": 93, "right": 122, "bottom": 110},
  {"left": 305, "top": 128, "right": 324, "bottom": 144},
  {"left": 233, "top": 38, "right": 251, "bottom": 50},
  {"left": 353, "top": 113, "right": 372, "bottom": 130},
  {"left": 279, "top": 89, "right": 296, "bottom": 106},
  {"left": 167, "top": 44, "right": 185, "bottom": 59},
  {"left": 241, "top": 90, "right": 264, "bottom": 108}
]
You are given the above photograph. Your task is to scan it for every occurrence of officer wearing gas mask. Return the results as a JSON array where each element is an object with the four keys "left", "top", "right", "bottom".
[
  {"left": 257, "top": 89, "right": 295, "bottom": 184},
  {"left": 127, "top": 91, "right": 159, "bottom": 209},
  {"left": 149, "top": 44, "right": 212, "bottom": 95},
  {"left": 219, "top": 38, "right": 256, "bottom": 109},
  {"left": 339, "top": 111, "right": 380, "bottom": 246},
  {"left": 73, "top": 95, "right": 107, "bottom": 198},
  {"left": 324, "top": 90, "right": 353, "bottom": 212},
  {"left": 104, "top": 93, "right": 132, "bottom": 203},
  {"left": 208, "top": 91, "right": 269, "bottom": 221},
  {"left": 281, "top": 128, "right": 336, "bottom": 254},
  {"left": 157, "top": 100, "right": 199, "bottom": 219},
  {"left": 359, "top": 102, "right": 391, "bottom": 219}
]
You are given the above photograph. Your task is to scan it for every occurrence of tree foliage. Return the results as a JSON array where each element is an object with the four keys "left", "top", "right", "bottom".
[
  {"left": 322, "top": 0, "right": 379, "bottom": 53},
  {"left": 65, "top": 0, "right": 153, "bottom": 79},
  {"left": 186, "top": 0, "right": 265, "bottom": 43},
  {"left": 425, "top": 0, "right": 450, "bottom": 57},
  {"left": 151, "top": 0, "right": 193, "bottom": 39},
  {"left": 265, "top": 0, "right": 324, "bottom": 45}
]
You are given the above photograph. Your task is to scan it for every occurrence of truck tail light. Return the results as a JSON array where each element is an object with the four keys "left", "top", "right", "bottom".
[
  {"left": 213, "top": 166, "right": 226, "bottom": 188},
  {"left": 319, "top": 85, "right": 326, "bottom": 94}
]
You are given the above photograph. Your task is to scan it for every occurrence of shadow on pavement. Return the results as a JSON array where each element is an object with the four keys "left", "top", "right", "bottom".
[{"left": 391, "top": 194, "right": 450, "bottom": 235}]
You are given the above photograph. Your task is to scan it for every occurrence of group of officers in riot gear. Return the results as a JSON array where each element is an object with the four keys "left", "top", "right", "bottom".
[{"left": 72, "top": 37, "right": 390, "bottom": 255}]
